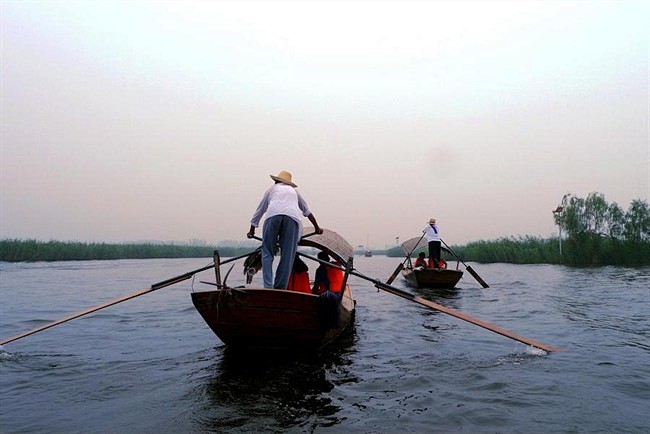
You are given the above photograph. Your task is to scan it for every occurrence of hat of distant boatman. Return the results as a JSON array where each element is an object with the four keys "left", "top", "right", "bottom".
[
  {"left": 270, "top": 170, "right": 297, "bottom": 187},
  {"left": 427, "top": 218, "right": 436, "bottom": 224}
]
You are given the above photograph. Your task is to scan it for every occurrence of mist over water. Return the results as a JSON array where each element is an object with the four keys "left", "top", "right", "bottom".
[{"left": 1, "top": 257, "right": 648, "bottom": 433}]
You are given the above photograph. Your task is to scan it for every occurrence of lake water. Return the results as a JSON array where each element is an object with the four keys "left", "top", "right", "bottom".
[{"left": 1, "top": 256, "right": 648, "bottom": 433}]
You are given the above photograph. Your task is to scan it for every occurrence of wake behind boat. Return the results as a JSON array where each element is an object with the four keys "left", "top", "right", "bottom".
[{"left": 191, "top": 228, "right": 356, "bottom": 351}]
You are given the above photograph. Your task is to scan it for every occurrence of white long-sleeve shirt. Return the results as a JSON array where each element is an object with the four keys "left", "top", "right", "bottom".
[
  {"left": 250, "top": 183, "right": 311, "bottom": 233},
  {"left": 423, "top": 224, "right": 440, "bottom": 242}
]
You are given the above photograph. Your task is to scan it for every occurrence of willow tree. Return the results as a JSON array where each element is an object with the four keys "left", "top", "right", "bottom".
[
  {"left": 624, "top": 199, "right": 650, "bottom": 243},
  {"left": 552, "top": 193, "right": 649, "bottom": 265}
]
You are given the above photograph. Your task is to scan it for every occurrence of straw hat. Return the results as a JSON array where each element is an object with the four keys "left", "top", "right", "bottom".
[
  {"left": 427, "top": 218, "right": 436, "bottom": 224},
  {"left": 270, "top": 170, "right": 297, "bottom": 187}
]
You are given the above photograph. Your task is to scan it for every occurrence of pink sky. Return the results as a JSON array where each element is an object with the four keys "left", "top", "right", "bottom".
[{"left": 1, "top": 1, "right": 648, "bottom": 248}]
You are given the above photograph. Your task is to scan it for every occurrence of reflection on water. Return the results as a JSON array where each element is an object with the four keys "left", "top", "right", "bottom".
[
  {"left": 410, "top": 286, "right": 462, "bottom": 302},
  {"left": 195, "top": 323, "right": 359, "bottom": 432},
  {"left": 2, "top": 259, "right": 650, "bottom": 434}
]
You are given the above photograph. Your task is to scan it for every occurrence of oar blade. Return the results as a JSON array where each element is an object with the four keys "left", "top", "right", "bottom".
[
  {"left": 466, "top": 265, "right": 489, "bottom": 288},
  {"left": 408, "top": 294, "right": 561, "bottom": 352},
  {"left": 0, "top": 262, "right": 218, "bottom": 346},
  {"left": 386, "top": 263, "right": 404, "bottom": 284},
  {"left": 350, "top": 268, "right": 559, "bottom": 353},
  {"left": 0, "top": 286, "right": 154, "bottom": 345}
]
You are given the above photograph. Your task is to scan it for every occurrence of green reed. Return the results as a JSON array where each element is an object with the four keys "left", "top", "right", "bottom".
[
  {"left": 386, "top": 235, "right": 649, "bottom": 267},
  {"left": 0, "top": 239, "right": 256, "bottom": 262},
  {"left": 452, "top": 236, "right": 647, "bottom": 267}
]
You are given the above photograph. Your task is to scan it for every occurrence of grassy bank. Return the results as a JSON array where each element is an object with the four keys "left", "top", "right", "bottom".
[
  {"left": 0, "top": 239, "right": 255, "bottom": 262},
  {"left": 455, "top": 235, "right": 649, "bottom": 266},
  {"left": 3, "top": 236, "right": 648, "bottom": 266},
  {"left": 387, "top": 235, "right": 649, "bottom": 267}
]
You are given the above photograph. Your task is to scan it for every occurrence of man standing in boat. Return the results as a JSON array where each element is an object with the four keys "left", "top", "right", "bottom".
[
  {"left": 247, "top": 170, "right": 323, "bottom": 289},
  {"left": 423, "top": 218, "right": 442, "bottom": 268}
]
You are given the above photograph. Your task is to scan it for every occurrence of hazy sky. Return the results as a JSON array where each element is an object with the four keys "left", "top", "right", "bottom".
[{"left": 1, "top": 0, "right": 648, "bottom": 248}]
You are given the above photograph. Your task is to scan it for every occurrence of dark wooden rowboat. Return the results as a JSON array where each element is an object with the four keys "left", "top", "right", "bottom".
[
  {"left": 401, "top": 267, "right": 463, "bottom": 289},
  {"left": 192, "top": 286, "right": 355, "bottom": 350},
  {"left": 398, "top": 236, "right": 464, "bottom": 289},
  {"left": 191, "top": 228, "right": 356, "bottom": 350}
]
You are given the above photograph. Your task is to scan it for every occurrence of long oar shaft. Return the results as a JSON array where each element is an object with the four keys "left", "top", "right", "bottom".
[
  {"left": 441, "top": 239, "right": 489, "bottom": 288},
  {"left": 0, "top": 262, "right": 215, "bottom": 346},
  {"left": 292, "top": 253, "right": 559, "bottom": 352},
  {"left": 385, "top": 263, "right": 404, "bottom": 285},
  {"left": 349, "top": 268, "right": 559, "bottom": 353},
  {"left": 371, "top": 278, "right": 560, "bottom": 352},
  {"left": 2, "top": 287, "right": 155, "bottom": 345},
  {"left": 1, "top": 247, "right": 273, "bottom": 346}
]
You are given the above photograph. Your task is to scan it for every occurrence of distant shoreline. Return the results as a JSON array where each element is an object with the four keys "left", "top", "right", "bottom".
[
  {"left": 0, "top": 239, "right": 253, "bottom": 263},
  {"left": 0, "top": 238, "right": 390, "bottom": 263},
  {"left": 1, "top": 237, "right": 648, "bottom": 267}
]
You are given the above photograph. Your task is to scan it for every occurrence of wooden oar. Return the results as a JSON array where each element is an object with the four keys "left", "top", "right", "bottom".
[
  {"left": 298, "top": 252, "right": 559, "bottom": 352},
  {"left": 385, "top": 263, "right": 405, "bottom": 285},
  {"left": 0, "top": 249, "right": 261, "bottom": 346},
  {"left": 0, "top": 263, "right": 214, "bottom": 346},
  {"left": 441, "top": 239, "right": 490, "bottom": 288},
  {"left": 386, "top": 233, "right": 425, "bottom": 284},
  {"left": 367, "top": 276, "right": 560, "bottom": 352}
]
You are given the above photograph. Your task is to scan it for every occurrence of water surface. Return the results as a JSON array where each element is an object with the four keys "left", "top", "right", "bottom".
[{"left": 1, "top": 257, "right": 648, "bottom": 433}]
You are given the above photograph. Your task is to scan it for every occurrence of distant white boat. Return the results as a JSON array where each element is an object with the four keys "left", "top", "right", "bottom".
[{"left": 364, "top": 234, "right": 372, "bottom": 257}]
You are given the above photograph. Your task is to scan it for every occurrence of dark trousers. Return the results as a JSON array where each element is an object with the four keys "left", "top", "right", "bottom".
[
  {"left": 262, "top": 215, "right": 300, "bottom": 289},
  {"left": 428, "top": 240, "right": 441, "bottom": 267}
]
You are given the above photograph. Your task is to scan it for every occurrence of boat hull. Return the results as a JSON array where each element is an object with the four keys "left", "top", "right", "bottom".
[
  {"left": 191, "top": 286, "right": 355, "bottom": 350},
  {"left": 402, "top": 268, "right": 463, "bottom": 289}
]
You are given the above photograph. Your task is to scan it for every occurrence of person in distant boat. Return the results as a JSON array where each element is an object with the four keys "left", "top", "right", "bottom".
[
  {"left": 414, "top": 252, "right": 429, "bottom": 268},
  {"left": 423, "top": 218, "right": 441, "bottom": 268},
  {"left": 248, "top": 170, "right": 323, "bottom": 289},
  {"left": 287, "top": 256, "right": 311, "bottom": 293}
]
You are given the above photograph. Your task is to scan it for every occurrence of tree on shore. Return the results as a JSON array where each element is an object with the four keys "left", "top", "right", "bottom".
[
  {"left": 552, "top": 192, "right": 649, "bottom": 265},
  {"left": 554, "top": 192, "right": 649, "bottom": 243},
  {"left": 424, "top": 192, "right": 649, "bottom": 266}
]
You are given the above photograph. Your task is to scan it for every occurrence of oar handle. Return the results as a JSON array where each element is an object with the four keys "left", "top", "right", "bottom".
[
  {"left": 154, "top": 249, "right": 261, "bottom": 288},
  {"left": 440, "top": 239, "right": 465, "bottom": 265},
  {"left": 220, "top": 249, "right": 262, "bottom": 266},
  {"left": 151, "top": 263, "right": 214, "bottom": 289},
  {"left": 440, "top": 239, "right": 489, "bottom": 288}
]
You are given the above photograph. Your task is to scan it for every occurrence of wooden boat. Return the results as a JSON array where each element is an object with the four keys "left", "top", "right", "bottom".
[
  {"left": 364, "top": 234, "right": 372, "bottom": 257},
  {"left": 398, "top": 236, "right": 464, "bottom": 289},
  {"left": 191, "top": 228, "right": 356, "bottom": 351},
  {"left": 401, "top": 266, "right": 463, "bottom": 289}
]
